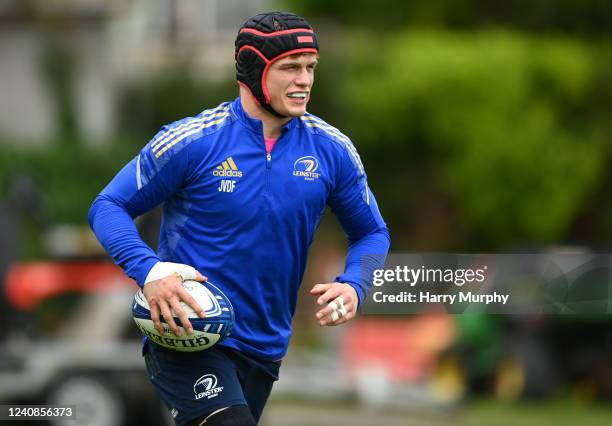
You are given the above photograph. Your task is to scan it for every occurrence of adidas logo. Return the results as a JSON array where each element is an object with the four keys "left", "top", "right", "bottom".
[{"left": 213, "top": 157, "right": 243, "bottom": 178}]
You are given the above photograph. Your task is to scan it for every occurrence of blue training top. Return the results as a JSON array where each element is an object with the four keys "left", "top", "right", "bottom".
[{"left": 89, "top": 97, "right": 390, "bottom": 360}]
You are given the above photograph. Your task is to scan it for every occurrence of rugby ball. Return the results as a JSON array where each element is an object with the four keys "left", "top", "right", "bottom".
[{"left": 132, "top": 280, "right": 234, "bottom": 352}]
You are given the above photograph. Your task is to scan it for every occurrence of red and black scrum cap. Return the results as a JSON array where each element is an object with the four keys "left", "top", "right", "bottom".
[{"left": 235, "top": 12, "right": 319, "bottom": 116}]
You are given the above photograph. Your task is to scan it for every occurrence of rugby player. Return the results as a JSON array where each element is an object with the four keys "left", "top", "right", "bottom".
[{"left": 89, "top": 11, "right": 390, "bottom": 426}]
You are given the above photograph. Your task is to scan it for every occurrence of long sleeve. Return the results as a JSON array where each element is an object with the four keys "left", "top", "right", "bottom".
[
  {"left": 328, "top": 144, "right": 391, "bottom": 305},
  {"left": 88, "top": 128, "right": 194, "bottom": 286}
]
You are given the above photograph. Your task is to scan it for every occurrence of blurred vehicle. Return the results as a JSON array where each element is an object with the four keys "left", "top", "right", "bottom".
[{"left": 0, "top": 261, "right": 172, "bottom": 426}]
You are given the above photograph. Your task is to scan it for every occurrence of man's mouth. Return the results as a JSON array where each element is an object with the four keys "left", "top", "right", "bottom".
[{"left": 287, "top": 91, "right": 309, "bottom": 99}]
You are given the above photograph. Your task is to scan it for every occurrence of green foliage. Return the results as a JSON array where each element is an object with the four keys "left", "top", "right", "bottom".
[
  {"left": 341, "top": 31, "right": 608, "bottom": 248},
  {"left": 282, "top": 0, "right": 612, "bottom": 37},
  {"left": 40, "top": 39, "right": 78, "bottom": 138},
  {"left": 0, "top": 140, "right": 136, "bottom": 225}
]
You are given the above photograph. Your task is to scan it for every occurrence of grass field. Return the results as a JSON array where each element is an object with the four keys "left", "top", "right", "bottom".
[{"left": 263, "top": 399, "right": 612, "bottom": 426}]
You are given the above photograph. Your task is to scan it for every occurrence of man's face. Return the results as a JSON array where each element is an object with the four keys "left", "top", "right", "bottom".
[{"left": 265, "top": 53, "right": 318, "bottom": 117}]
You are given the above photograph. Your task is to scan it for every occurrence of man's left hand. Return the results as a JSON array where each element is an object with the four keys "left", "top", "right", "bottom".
[{"left": 310, "top": 282, "right": 358, "bottom": 326}]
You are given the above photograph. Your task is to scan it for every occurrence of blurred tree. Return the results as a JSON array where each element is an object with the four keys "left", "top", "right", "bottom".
[
  {"left": 0, "top": 141, "right": 134, "bottom": 235},
  {"left": 41, "top": 39, "right": 78, "bottom": 141},
  {"left": 282, "top": 0, "right": 612, "bottom": 37},
  {"left": 339, "top": 32, "right": 608, "bottom": 249}
]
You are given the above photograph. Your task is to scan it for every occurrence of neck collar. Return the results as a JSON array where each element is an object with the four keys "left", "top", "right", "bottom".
[{"left": 231, "top": 97, "right": 298, "bottom": 135}]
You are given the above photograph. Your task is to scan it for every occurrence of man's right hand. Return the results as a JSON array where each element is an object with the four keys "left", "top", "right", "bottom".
[{"left": 142, "top": 262, "right": 207, "bottom": 337}]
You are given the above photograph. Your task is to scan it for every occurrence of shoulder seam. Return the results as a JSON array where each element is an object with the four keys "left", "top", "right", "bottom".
[
  {"left": 150, "top": 103, "right": 232, "bottom": 159},
  {"left": 301, "top": 114, "right": 351, "bottom": 143},
  {"left": 300, "top": 114, "right": 365, "bottom": 176}
]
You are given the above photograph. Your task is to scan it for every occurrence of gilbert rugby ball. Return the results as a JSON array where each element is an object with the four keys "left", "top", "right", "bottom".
[{"left": 132, "top": 280, "right": 234, "bottom": 352}]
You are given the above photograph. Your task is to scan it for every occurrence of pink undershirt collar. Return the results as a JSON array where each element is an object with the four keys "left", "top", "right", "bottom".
[{"left": 264, "top": 137, "right": 278, "bottom": 154}]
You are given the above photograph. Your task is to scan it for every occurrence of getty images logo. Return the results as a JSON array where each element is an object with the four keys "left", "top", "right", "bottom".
[{"left": 194, "top": 374, "right": 224, "bottom": 400}]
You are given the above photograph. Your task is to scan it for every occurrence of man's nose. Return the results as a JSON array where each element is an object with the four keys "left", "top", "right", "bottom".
[{"left": 294, "top": 67, "right": 312, "bottom": 86}]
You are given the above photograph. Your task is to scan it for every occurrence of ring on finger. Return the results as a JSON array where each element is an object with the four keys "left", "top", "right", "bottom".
[
  {"left": 329, "top": 295, "right": 344, "bottom": 312},
  {"left": 331, "top": 310, "right": 340, "bottom": 322},
  {"left": 328, "top": 300, "right": 339, "bottom": 311},
  {"left": 332, "top": 306, "right": 346, "bottom": 322}
]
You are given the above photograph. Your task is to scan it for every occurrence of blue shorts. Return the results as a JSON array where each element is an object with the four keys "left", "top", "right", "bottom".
[{"left": 143, "top": 340, "right": 280, "bottom": 425}]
